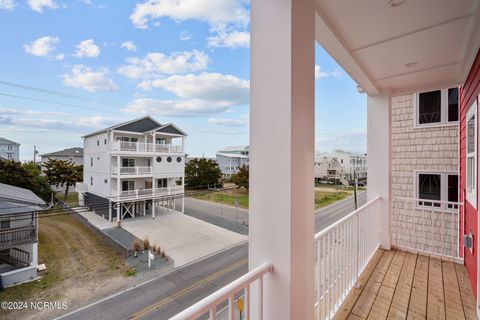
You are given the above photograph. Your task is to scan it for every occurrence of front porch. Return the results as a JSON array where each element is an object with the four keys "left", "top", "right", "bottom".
[{"left": 336, "top": 249, "right": 476, "bottom": 320}]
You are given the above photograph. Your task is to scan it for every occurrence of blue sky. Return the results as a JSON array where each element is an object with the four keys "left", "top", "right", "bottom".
[{"left": 0, "top": 0, "right": 366, "bottom": 161}]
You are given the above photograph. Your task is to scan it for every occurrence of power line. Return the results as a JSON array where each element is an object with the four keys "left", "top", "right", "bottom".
[
  {"left": 0, "top": 92, "right": 119, "bottom": 115},
  {"left": 0, "top": 80, "right": 124, "bottom": 107}
]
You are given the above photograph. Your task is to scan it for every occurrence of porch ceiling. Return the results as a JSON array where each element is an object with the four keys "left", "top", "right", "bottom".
[{"left": 315, "top": 0, "right": 480, "bottom": 95}]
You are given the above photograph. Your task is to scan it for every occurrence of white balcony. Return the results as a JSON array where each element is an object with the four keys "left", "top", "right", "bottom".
[
  {"left": 111, "top": 141, "right": 183, "bottom": 154},
  {"left": 117, "top": 186, "right": 184, "bottom": 201},
  {"left": 168, "top": 196, "right": 471, "bottom": 320},
  {"left": 112, "top": 166, "right": 152, "bottom": 176}
]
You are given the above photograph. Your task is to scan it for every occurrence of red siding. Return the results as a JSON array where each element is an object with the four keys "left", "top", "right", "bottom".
[{"left": 460, "top": 48, "right": 480, "bottom": 298}]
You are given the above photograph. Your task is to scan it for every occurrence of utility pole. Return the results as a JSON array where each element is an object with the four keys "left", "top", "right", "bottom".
[
  {"left": 353, "top": 169, "right": 358, "bottom": 210},
  {"left": 33, "top": 145, "right": 37, "bottom": 163}
]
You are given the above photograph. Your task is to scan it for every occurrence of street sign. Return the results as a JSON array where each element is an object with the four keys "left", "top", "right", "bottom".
[{"left": 237, "top": 297, "right": 243, "bottom": 312}]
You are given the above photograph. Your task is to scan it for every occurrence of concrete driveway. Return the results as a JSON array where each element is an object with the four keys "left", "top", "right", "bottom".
[{"left": 120, "top": 209, "right": 247, "bottom": 267}]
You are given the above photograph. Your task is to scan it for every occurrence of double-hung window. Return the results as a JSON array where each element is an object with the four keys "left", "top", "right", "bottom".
[
  {"left": 415, "top": 87, "right": 459, "bottom": 127},
  {"left": 416, "top": 171, "right": 458, "bottom": 210},
  {"left": 466, "top": 102, "right": 477, "bottom": 207}
]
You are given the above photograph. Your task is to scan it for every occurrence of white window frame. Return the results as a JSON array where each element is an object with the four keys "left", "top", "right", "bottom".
[
  {"left": 466, "top": 101, "right": 477, "bottom": 208},
  {"left": 413, "top": 87, "right": 459, "bottom": 128},
  {"left": 414, "top": 170, "right": 459, "bottom": 211}
]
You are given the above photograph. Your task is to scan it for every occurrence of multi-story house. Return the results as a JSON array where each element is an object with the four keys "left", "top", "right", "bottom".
[
  {"left": 0, "top": 183, "right": 44, "bottom": 288},
  {"left": 314, "top": 156, "right": 345, "bottom": 184},
  {"left": 316, "top": 150, "right": 367, "bottom": 182},
  {"left": 40, "top": 147, "right": 83, "bottom": 166},
  {"left": 77, "top": 116, "right": 187, "bottom": 222},
  {"left": 216, "top": 146, "right": 249, "bottom": 179},
  {"left": 0, "top": 138, "right": 20, "bottom": 161},
  {"left": 170, "top": 2, "right": 480, "bottom": 320}
]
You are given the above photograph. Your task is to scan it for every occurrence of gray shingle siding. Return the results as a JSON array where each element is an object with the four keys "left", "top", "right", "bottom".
[{"left": 115, "top": 118, "right": 160, "bottom": 133}]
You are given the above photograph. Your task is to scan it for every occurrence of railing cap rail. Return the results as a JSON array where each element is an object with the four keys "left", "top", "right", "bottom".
[
  {"left": 315, "top": 196, "right": 382, "bottom": 240},
  {"left": 169, "top": 262, "right": 273, "bottom": 320}
]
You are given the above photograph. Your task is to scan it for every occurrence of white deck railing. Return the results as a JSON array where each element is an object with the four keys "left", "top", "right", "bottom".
[
  {"left": 391, "top": 197, "right": 460, "bottom": 259},
  {"left": 169, "top": 263, "right": 273, "bottom": 320},
  {"left": 112, "top": 166, "right": 153, "bottom": 175},
  {"left": 314, "top": 196, "right": 382, "bottom": 320},
  {"left": 112, "top": 141, "right": 183, "bottom": 153},
  {"left": 118, "top": 186, "right": 184, "bottom": 200}
]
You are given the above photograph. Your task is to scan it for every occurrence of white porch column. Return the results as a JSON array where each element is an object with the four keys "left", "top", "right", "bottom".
[
  {"left": 250, "top": 0, "right": 315, "bottom": 318},
  {"left": 152, "top": 199, "right": 156, "bottom": 219},
  {"left": 367, "top": 94, "right": 391, "bottom": 250},
  {"left": 108, "top": 201, "right": 112, "bottom": 222}
]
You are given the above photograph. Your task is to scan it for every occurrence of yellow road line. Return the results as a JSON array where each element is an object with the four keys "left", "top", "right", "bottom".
[{"left": 128, "top": 258, "right": 248, "bottom": 319}]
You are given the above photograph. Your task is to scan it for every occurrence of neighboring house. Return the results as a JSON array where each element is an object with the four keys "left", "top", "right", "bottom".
[
  {"left": 0, "top": 183, "right": 44, "bottom": 288},
  {"left": 216, "top": 146, "right": 249, "bottom": 179},
  {"left": 0, "top": 138, "right": 20, "bottom": 161},
  {"left": 40, "top": 147, "right": 83, "bottom": 165},
  {"left": 170, "top": 4, "right": 480, "bottom": 320},
  {"left": 314, "top": 156, "right": 345, "bottom": 183},
  {"left": 77, "top": 116, "right": 187, "bottom": 221},
  {"left": 316, "top": 150, "right": 367, "bottom": 182}
]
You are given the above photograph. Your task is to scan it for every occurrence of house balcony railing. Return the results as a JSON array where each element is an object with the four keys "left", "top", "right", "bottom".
[
  {"left": 169, "top": 263, "right": 273, "bottom": 320},
  {"left": 111, "top": 141, "right": 183, "bottom": 154},
  {"left": 0, "top": 225, "right": 37, "bottom": 251},
  {"left": 117, "top": 186, "right": 184, "bottom": 201},
  {"left": 169, "top": 195, "right": 461, "bottom": 320},
  {"left": 112, "top": 166, "right": 152, "bottom": 176}
]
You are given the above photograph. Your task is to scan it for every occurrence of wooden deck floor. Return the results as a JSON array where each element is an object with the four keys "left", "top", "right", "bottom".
[{"left": 335, "top": 249, "right": 477, "bottom": 320}]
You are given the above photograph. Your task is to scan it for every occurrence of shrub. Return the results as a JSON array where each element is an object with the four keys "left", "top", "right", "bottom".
[
  {"left": 152, "top": 244, "right": 157, "bottom": 253},
  {"left": 132, "top": 239, "right": 141, "bottom": 252},
  {"left": 126, "top": 268, "right": 136, "bottom": 277},
  {"left": 143, "top": 237, "right": 150, "bottom": 250}
]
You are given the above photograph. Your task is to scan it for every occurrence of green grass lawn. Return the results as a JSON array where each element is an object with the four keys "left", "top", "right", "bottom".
[
  {"left": 56, "top": 191, "right": 79, "bottom": 207},
  {"left": 191, "top": 189, "right": 351, "bottom": 210},
  {"left": 314, "top": 191, "right": 350, "bottom": 209},
  {"left": 193, "top": 191, "right": 249, "bottom": 209}
]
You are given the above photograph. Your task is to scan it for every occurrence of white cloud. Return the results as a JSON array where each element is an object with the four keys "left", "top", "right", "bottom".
[
  {"left": 208, "top": 117, "right": 247, "bottom": 127},
  {"left": 124, "top": 73, "right": 249, "bottom": 117},
  {"left": 208, "top": 30, "right": 249, "bottom": 48},
  {"left": 0, "top": 109, "right": 115, "bottom": 131},
  {"left": 23, "top": 36, "right": 59, "bottom": 57},
  {"left": 27, "top": 0, "right": 57, "bottom": 13},
  {"left": 315, "top": 65, "right": 343, "bottom": 79},
  {"left": 129, "top": 0, "right": 248, "bottom": 31},
  {"left": 62, "top": 65, "right": 118, "bottom": 92},
  {"left": 316, "top": 131, "right": 366, "bottom": 153},
  {"left": 123, "top": 98, "right": 231, "bottom": 117},
  {"left": 121, "top": 41, "right": 137, "bottom": 52},
  {"left": 55, "top": 53, "right": 65, "bottom": 60},
  {"left": 73, "top": 39, "right": 100, "bottom": 58},
  {"left": 138, "top": 72, "right": 249, "bottom": 105},
  {"left": 118, "top": 50, "right": 208, "bottom": 79},
  {"left": 0, "top": 0, "right": 15, "bottom": 10}
]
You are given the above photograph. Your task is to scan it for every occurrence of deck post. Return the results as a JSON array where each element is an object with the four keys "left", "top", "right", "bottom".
[
  {"left": 108, "top": 201, "right": 112, "bottom": 221},
  {"left": 250, "top": 0, "right": 315, "bottom": 318},
  {"left": 152, "top": 199, "right": 156, "bottom": 219},
  {"left": 367, "top": 94, "right": 391, "bottom": 249}
]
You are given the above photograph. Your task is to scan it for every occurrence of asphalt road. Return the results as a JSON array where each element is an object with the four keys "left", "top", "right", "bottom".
[{"left": 56, "top": 191, "right": 367, "bottom": 320}]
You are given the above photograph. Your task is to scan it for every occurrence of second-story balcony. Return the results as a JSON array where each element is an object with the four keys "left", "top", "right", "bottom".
[
  {"left": 117, "top": 185, "right": 184, "bottom": 201},
  {"left": 0, "top": 225, "right": 37, "bottom": 251},
  {"left": 112, "top": 166, "right": 152, "bottom": 176},
  {"left": 111, "top": 141, "right": 183, "bottom": 154}
]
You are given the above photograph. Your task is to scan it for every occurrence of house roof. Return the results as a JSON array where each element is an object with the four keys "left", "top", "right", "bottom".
[
  {"left": 218, "top": 146, "right": 249, "bottom": 153},
  {"left": 216, "top": 153, "right": 250, "bottom": 159},
  {"left": 82, "top": 116, "right": 187, "bottom": 138},
  {"left": 0, "top": 138, "right": 20, "bottom": 145},
  {"left": 149, "top": 123, "right": 188, "bottom": 136},
  {"left": 0, "top": 183, "right": 46, "bottom": 215},
  {"left": 40, "top": 147, "right": 83, "bottom": 158}
]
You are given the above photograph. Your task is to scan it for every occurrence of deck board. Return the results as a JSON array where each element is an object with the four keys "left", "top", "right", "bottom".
[
  {"left": 387, "top": 252, "right": 417, "bottom": 319},
  {"left": 335, "top": 249, "right": 476, "bottom": 320},
  {"left": 351, "top": 250, "right": 395, "bottom": 318}
]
